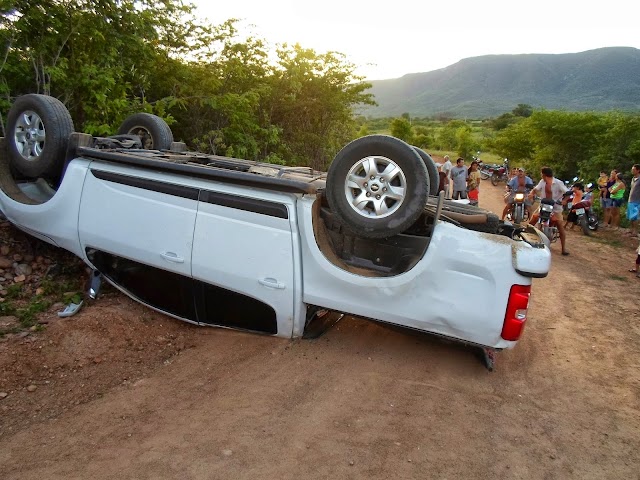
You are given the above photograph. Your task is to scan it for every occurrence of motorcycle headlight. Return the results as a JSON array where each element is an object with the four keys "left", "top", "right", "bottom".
[
  {"left": 541, "top": 204, "right": 553, "bottom": 212},
  {"left": 514, "top": 193, "right": 525, "bottom": 201}
]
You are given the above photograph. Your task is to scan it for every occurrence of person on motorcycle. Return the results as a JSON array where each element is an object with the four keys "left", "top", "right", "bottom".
[
  {"left": 564, "top": 182, "right": 585, "bottom": 230},
  {"left": 529, "top": 167, "right": 570, "bottom": 256},
  {"left": 501, "top": 167, "right": 534, "bottom": 221}
]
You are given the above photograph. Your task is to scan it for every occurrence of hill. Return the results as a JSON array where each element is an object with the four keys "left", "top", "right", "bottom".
[{"left": 359, "top": 47, "right": 640, "bottom": 118}]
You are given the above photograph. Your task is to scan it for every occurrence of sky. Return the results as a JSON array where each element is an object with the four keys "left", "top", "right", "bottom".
[{"left": 190, "top": 0, "right": 639, "bottom": 81}]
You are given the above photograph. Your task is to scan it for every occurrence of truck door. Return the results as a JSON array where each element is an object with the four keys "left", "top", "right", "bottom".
[
  {"left": 78, "top": 162, "right": 198, "bottom": 321},
  {"left": 192, "top": 188, "right": 295, "bottom": 337}
]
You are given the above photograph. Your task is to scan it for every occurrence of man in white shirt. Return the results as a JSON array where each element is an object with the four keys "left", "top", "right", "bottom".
[
  {"left": 529, "top": 167, "right": 570, "bottom": 256},
  {"left": 441, "top": 155, "right": 453, "bottom": 199}
]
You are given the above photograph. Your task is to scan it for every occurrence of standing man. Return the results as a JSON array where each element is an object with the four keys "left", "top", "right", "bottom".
[
  {"left": 529, "top": 167, "right": 570, "bottom": 256},
  {"left": 441, "top": 155, "right": 453, "bottom": 199},
  {"left": 450, "top": 157, "right": 468, "bottom": 200},
  {"left": 627, "top": 164, "right": 640, "bottom": 237}
]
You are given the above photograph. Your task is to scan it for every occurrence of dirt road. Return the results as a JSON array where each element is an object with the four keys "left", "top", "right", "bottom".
[{"left": 1, "top": 178, "right": 639, "bottom": 479}]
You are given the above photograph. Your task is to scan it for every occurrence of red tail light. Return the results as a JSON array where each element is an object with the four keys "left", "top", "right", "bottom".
[{"left": 501, "top": 284, "right": 531, "bottom": 341}]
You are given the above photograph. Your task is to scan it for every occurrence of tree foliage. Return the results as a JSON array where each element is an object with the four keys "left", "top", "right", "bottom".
[
  {"left": 489, "top": 110, "right": 640, "bottom": 182},
  {"left": 1, "top": 0, "right": 204, "bottom": 134},
  {"left": 512, "top": 104, "right": 533, "bottom": 118},
  {"left": 455, "top": 126, "right": 476, "bottom": 160},
  {"left": 0, "top": 1, "right": 374, "bottom": 167},
  {"left": 390, "top": 117, "right": 413, "bottom": 144}
]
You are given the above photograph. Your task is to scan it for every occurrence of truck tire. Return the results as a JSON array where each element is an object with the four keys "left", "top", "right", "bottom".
[
  {"left": 117, "top": 113, "right": 173, "bottom": 150},
  {"left": 6, "top": 94, "right": 74, "bottom": 178},
  {"left": 412, "top": 146, "right": 439, "bottom": 196},
  {"left": 327, "top": 135, "right": 429, "bottom": 239}
]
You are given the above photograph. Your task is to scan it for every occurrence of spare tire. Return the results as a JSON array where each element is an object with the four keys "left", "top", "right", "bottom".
[
  {"left": 6, "top": 94, "right": 74, "bottom": 178},
  {"left": 326, "top": 135, "right": 429, "bottom": 239},
  {"left": 117, "top": 113, "right": 173, "bottom": 150},
  {"left": 412, "top": 146, "right": 439, "bottom": 196}
]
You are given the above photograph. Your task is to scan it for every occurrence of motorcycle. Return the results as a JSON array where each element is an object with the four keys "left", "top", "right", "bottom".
[
  {"left": 566, "top": 196, "right": 598, "bottom": 235},
  {"left": 534, "top": 198, "right": 560, "bottom": 245},
  {"left": 488, "top": 167, "right": 509, "bottom": 187},
  {"left": 480, "top": 163, "right": 500, "bottom": 180},
  {"left": 480, "top": 158, "right": 509, "bottom": 183},
  {"left": 490, "top": 164, "right": 509, "bottom": 186},
  {"left": 505, "top": 184, "right": 535, "bottom": 225}
]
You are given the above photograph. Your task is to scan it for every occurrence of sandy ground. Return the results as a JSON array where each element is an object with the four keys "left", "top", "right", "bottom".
[{"left": 1, "top": 175, "right": 639, "bottom": 480}]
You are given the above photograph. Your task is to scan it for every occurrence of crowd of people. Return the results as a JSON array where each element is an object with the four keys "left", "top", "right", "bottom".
[
  {"left": 597, "top": 167, "right": 640, "bottom": 235},
  {"left": 436, "top": 155, "right": 640, "bottom": 264}
]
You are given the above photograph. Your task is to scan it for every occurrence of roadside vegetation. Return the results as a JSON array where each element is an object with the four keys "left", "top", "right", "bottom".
[
  {"left": 0, "top": 230, "right": 86, "bottom": 337},
  {"left": 0, "top": 0, "right": 374, "bottom": 170},
  {"left": 1, "top": 2, "right": 639, "bottom": 186}
]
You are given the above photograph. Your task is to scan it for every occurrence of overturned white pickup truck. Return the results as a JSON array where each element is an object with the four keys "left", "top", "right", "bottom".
[{"left": 0, "top": 94, "right": 550, "bottom": 368}]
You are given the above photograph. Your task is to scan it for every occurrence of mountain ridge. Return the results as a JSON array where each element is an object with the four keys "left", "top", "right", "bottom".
[{"left": 359, "top": 47, "right": 640, "bottom": 118}]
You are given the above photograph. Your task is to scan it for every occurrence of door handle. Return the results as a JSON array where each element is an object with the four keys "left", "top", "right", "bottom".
[
  {"left": 161, "top": 252, "right": 185, "bottom": 263},
  {"left": 259, "top": 278, "right": 285, "bottom": 289}
]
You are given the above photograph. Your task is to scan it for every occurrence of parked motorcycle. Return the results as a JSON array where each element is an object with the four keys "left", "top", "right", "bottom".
[
  {"left": 490, "top": 167, "right": 508, "bottom": 186},
  {"left": 480, "top": 163, "right": 499, "bottom": 180},
  {"left": 480, "top": 158, "right": 509, "bottom": 183}
]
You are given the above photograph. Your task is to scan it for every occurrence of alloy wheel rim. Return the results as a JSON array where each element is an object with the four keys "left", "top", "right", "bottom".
[
  {"left": 14, "top": 110, "right": 46, "bottom": 161},
  {"left": 344, "top": 155, "right": 407, "bottom": 219}
]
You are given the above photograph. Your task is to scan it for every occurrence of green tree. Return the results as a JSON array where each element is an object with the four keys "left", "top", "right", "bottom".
[
  {"left": 488, "top": 120, "right": 536, "bottom": 165},
  {"left": 490, "top": 110, "right": 616, "bottom": 180},
  {"left": 490, "top": 112, "right": 516, "bottom": 131},
  {"left": 413, "top": 126, "right": 432, "bottom": 149},
  {"left": 526, "top": 110, "right": 604, "bottom": 180},
  {"left": 390, "top": 117, "right": 414, "bottom": 144},
  {"left": 512, "top": 104, "right": 533, "bottom": 118},
  {"left": 2, "top": 4, "right": 376, "bottom": 168},
  {"left": 357, "top": 124, "right": 370, "bottom": 137},
  {"left": 437, "top": 120, "right": 468, "bottom": 151},
  {"left": 164, "top": 21, "right": 279, "bottom": 159},
  {"left": 266, "top": 44, "right": 375, "bottom": 169},
  {"left": 1, "top": 0, "right": 205, "bottom": 133},
  {"left": 456, "top": 127, "right": 475, "bottom": 160},
  {"left": 588, "top": 113, "right": 640, "bottom": 181}
]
